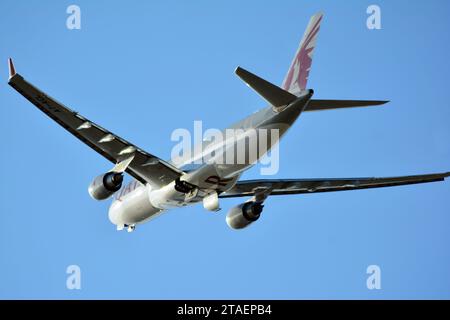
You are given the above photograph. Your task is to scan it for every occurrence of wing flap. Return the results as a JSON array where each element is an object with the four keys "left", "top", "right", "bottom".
[{"left": 219, "top": 172, "right": 450, "bottom": 198}]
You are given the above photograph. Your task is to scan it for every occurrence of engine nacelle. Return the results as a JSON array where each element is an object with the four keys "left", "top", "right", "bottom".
[
  {"left": 88, "top": 172, "right": 124, "bottom": 200},
  {"left": 226, "top": 201, "right": 264, "bottom": 229}
]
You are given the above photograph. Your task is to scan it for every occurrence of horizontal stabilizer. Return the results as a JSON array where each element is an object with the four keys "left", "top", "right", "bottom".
[
  {"left": 305, "top": 99, "right": 389, "bottom": 112},
  {"left": 235, "top": 66, "right": 298, "bottom": 107}
]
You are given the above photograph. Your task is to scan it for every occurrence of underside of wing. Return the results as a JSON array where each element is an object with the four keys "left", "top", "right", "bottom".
[
  {"left": 8, "top": 60, "right": 183, "bottom": 188},
  {"left": 219, "top": 172, "right": 450, "bottom": 198}
]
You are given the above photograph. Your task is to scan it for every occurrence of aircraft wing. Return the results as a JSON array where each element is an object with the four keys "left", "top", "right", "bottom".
[
  {"left": 219, "top": 172, "right": 450, "bottom": 198},
  {"left": 7, "top": 59, "right": 183, "bottom": 188}
]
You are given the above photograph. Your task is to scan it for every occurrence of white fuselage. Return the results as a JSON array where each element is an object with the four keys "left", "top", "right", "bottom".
[{"left": 108, "top": 92, "right": 311, "bottom": 228}]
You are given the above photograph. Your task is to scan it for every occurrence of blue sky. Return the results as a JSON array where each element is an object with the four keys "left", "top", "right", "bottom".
[{"left": 1, "top": 0, "right": 449, "bottom": 299}]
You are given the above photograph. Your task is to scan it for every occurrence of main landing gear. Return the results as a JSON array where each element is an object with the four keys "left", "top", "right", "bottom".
[
  {"left": 175, "top": 178, "right": 199, "bottom": 202},
  {"left": 174, "top": 178, "right": 197, "bottom": 193}
]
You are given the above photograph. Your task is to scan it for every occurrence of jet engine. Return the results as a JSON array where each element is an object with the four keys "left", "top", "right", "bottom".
[
  {"left": 88, "top": 172, "right": 124, "bottom": 200},
  {"left": 226, "top": 201, "right": 264, "bottom": 229}
]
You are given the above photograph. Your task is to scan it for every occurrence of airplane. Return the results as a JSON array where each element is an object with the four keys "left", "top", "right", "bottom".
[{"left": 8, "top": 12, "right": 449, "bottom": 232}]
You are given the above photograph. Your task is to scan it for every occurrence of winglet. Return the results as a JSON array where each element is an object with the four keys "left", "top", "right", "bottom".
[{"left": 8, "top": 58, "right": 16, "bottom": 79}]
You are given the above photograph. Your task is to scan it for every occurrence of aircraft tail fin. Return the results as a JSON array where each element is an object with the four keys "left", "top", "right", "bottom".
[
  {"left": 282, "top": 12, "right": 323, "bottom": 95},
  {"left": 235, "top": 66, "right": 298, "bottom": 108}
]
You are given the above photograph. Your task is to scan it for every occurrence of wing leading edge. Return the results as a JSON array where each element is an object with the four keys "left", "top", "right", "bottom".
[
  {"left": 7, "top": 59, "right": 183, "bottom": 188},
  {"left": 219, "top": 172, "right": 450, "bottom": 198}
]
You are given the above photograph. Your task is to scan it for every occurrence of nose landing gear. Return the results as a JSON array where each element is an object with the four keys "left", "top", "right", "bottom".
[{"left": 116, "top": 224, "right": 136, "bottom": 232}]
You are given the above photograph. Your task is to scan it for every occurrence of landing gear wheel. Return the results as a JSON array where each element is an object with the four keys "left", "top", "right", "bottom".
[
  {"left": 127, "top": 225, "right": 135, "bottom": 233},
  {"left": 174, "top": 178, "right": 197, "bottom": 194}
]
